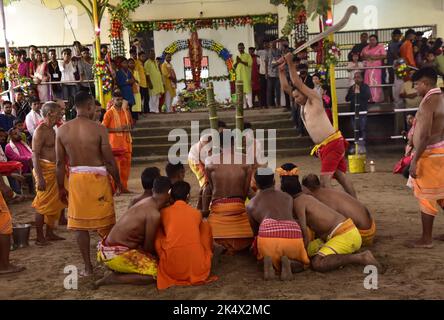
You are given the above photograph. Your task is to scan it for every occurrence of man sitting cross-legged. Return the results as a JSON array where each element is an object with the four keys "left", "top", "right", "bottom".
[
  {"left": 302, "top": 174, "right": 376, "bottom": 247},
  {"left": 246, "top": 168, "right": 310, "bottom": 281},
  {"left": 278, "top": 163, "right": 380, "bottom": 273},
  {"left": 95, "top": 177, "right": 171, "bottom": 287},
  {"left": 155, "top": 181, "right": 217, "bottom": 290},
  {"left": 128, "top": 167, "right": 161, "bottom": 209}
]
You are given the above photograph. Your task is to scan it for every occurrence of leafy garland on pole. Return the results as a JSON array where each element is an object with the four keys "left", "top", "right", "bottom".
[{"left": 129, "top": 14, "right": 278, "bottom": 34}]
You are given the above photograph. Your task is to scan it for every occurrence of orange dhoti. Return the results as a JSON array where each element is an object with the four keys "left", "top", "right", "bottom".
[
  {"left": 253, "top": 218, "right": 310, "bottom": 270},
  {"left": 67, "top": 166, "right": 115, "bottom": 237},
  {"left": 32, "top": 160, "right": 67, "bottom": 228},
  {"left": 412, "top": 143, "right": 444, "bottom": 216},
  {"left": 208, "top": 198, "right": 254, "bottom": 253},
  {"left": 0, "top": 192, "right": 12, "bottom": 235},
  {"left": 102, "top": 106, "right": 133, "bottom": 191},
  {"left": 155, "top": 200, "right": 217, "bottom": 290},
  {"left": 359, "top": 220, "right": 376, "bottom": 247}
]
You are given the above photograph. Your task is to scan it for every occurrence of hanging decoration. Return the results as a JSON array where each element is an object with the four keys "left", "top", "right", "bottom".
[
  {"left": 188, "top": 31, "right": 203, "bottom": 88},
  {"left": 130, "top": 14, "right": 278, "bottom": 34},
  {"left": 5, "top": 59, "right": 32, "bottom": 95},
  {"left": 160, "top": 39, "right": 235, "bottom": 84},
  {"left": 92, "top": 60, "right": 113, "bottom": 94},
  {"left": 323, "top": 38, "right": 341, "bottom": 66}
]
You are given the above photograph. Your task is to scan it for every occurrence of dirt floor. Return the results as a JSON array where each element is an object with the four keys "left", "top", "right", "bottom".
[{"left": 2, "top": 152, "right": 444, "bottom": 300}]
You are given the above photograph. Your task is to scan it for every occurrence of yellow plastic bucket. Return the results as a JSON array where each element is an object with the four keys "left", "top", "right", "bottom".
[{"left": 348, "top": 153, "right": 366, "bottom": 174}]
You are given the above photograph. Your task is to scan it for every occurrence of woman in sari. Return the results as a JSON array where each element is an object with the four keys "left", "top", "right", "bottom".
[
  {"left": 33, "top": 51, "right": 50, "bottom": 102},
  {"left": 361, "top": 35, "right": 387, "bottom": 103}
]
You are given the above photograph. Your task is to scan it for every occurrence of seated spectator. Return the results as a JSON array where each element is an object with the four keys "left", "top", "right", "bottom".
[
  {"left": 13, "top": 120, "right": 30, "bottom": 145},
  {"left": 24, "top": 97, "right": 43, "bottom": 136},
  {"left": 5, "top": 127, "right": 34, "bottom": 194},
  {"left": 0, "top": 101, "right": 16, "bottom": 132},
  {"left": 400, "top": 71, "right": 422, "bottom": 109}
]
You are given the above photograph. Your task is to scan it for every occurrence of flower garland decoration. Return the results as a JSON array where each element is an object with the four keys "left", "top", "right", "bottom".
[
  {"left": 315, "top": 65, "right": 328, "bottom": 82},
  {"left": 161, "top": 39, "right": 235, "bottom": 82},
  {"left": 323, "top": 39, "right": 341, "bottom": 66},
  {"left": 5, "top": 61, "right": 32, "bottom": 95},
  {"left": 92, "top": 60, "right": 113, "bottom": 94},
  {"left": 130, "top": 14, "right": 278, "bottom": 34}
]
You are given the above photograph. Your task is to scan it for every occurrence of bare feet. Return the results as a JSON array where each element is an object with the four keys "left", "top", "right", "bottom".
[
  {"left": 35, "top": 239, "right": 51, "bottom": 247},
  {"left": 359, "top": 250, "right": 381, "bottom": 269},
  {"left": 404, "top": 239, "right": 434, "bottom": 249},
  {"left": 289, "top": 259, "right": 305, "bottom": 274},
  {"left": 45, "top": 233, "right": 66, "bottom": 241},
  {"left": 263, "top": 256, "right": 276, "bottom": 281},
  {"left": 280, "top": 256, "right": 293, "bottom": 281},
  {"left": 45, "top": 229, "right": 65, "bottom": 241},
  {"left": 0, "top": 264, "right": 26, "bottom": 275},
  {"left": 94, "top": 271, "right": 115, "bottom": 288}
]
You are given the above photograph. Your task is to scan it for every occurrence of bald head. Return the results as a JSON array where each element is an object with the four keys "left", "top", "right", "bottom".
[{"left": 301, "top": 174, "right": 321, "bottom": 191}]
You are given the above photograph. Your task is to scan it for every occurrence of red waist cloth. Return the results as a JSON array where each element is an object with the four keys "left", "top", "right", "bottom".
[{"left": 211, "top": 197, "right": 244, "bottom": 206}]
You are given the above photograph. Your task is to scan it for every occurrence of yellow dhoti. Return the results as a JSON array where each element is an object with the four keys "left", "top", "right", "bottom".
[
  {"left": 67, "top": 166, "right": 115, "bottom": 236},
  {"left": 97, "top": 239, "right": 157, "bottom": 278},
  {"left": 188, "top": 160, "right": 207, "bottom": 188},
  {"left": 308, "top": 219, "right": 362, "bottom": 257},
  {"left": 32, "top": 160, "right": 67, "bottom": 228},
  {"left": 0, "top": 192, "right": 12, "bottom": 235}
]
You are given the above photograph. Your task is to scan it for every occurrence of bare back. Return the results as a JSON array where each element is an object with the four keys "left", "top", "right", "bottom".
[
  {"left": 57, "top": 117, "right": 107, "bottom": 166},
  {"left": 311, "top": 188, "right": 372, "bottom": 230},
  {"left": 302, "top": 94, "right": 336, "bottom": 144},
  {"left": 293, "top": 194, "right": 346, "bottom": 241},
  {"left": 414, "top": 94, "right": 444, "bottom": 147},
  {"left": 33, "top": 124, "right": 56, "bottom": 162},
  {"left": 247, "top": 189, "right": 295, "bottom": 234},
  {"left": 206, "top": 151, "right": 252, "bottom": 200},
  {"left": 106, "top": 197, "right": 160, "bottom": 254}
]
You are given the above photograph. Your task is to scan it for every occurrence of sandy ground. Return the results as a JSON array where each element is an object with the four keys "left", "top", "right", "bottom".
[{"left": 2, "top": 152, "right": 444, "bottom": 300}]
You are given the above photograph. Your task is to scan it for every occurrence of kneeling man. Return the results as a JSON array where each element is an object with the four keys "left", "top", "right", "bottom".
[
  {"left": 247, "top": 168, "right": 310, "bottom": 281},
  {"left": 302, "top": 174, "right": 375, "bottom": 246},
  {"left": 95, "top": 177, "right": 171, "bottom": 287},
  {"left": 278, "top": 163, "right": 379, "bottom": 272}
]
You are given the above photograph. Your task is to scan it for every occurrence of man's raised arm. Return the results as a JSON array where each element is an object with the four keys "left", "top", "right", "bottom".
[
  {"left": 278, "top": 65, "right": 292, "bottom": 96},
  {"left": 283, "top": 53, "right": 318, "bottom": 101}
]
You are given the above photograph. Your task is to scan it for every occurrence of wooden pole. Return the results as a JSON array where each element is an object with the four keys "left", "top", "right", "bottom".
[
  {"left": 0, "top": 0, "right": 13, "bottom": 103},
  {"left": 328, "top": 0, "right": 339, "bottom": 130},
  {"left": 206, "top": 82, "right": 218, "bottom": 130},
  {"left": 235, "top": 81, "right": 244, "bottom": 152},
  {"left": 92, "top": 0, "right": 104, "bottom": 107}
]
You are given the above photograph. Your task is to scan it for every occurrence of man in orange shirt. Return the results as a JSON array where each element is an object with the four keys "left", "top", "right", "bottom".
[
  {"left": 102, "top": 91, "right": 133, "bottom": 193},
  {"left": 400, "top": 29, "right": 417, "bottom": 68}
]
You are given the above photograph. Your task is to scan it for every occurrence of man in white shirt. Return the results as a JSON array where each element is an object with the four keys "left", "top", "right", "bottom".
[
  {"left": 25, "top": 97, "right": 43, "bottom": 136},
  {"left": 59, "top": 48, "right": 78, "bottom": 102},
  {"left": 256, "top": 40, "right": 270, "bottom": 108}
]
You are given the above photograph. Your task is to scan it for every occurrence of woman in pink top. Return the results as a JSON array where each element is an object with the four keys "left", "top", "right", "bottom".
[{"left": 361, "top": 35, "right": 387, "bottom": 103}]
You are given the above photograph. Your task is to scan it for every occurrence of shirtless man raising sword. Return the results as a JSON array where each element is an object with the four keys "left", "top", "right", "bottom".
[
  {"left": 56, "top": 91, "right": 122, "bottom": 276},
  {"left": 278, "top": 54, "right": 357, "bottom": 198}
]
